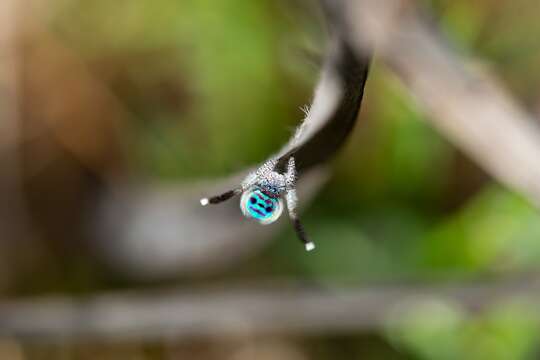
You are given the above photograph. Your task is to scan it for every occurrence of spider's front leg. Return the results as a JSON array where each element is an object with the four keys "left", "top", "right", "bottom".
[
  {"left": 200, "top": 158, "right": 277, "bottom": 206},
  {"left": 285, "top": 157, "right": 315, "bottom": 251},
  {"left": 200, "top": 188, "right": 241, "bottom": 206}
]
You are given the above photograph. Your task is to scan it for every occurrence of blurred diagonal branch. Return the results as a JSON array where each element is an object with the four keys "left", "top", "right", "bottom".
[
  {"left": 0, "top": 275, "right": 539, "bottom": 341},
  {"left": 95, "top": 169, "right": 328, "bottom": 278},
  {"left": 332, "top": 0, "right": 540, "bottom": 206}
]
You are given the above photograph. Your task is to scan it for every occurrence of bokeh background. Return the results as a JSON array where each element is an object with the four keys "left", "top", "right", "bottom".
[{"left": 2, "top": 0, "right": 540, "bottom": 358}]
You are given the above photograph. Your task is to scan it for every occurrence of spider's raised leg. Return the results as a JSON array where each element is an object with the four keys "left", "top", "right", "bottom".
[
  {"left": 284, "top": 157, "right": 314, "bottom": 251},
  {"left": 256, "top": 158, "right": 278, "bottom": 178},
  {"left": 285, "top": 157, "right": 296, "bottom": 188},
  {"left": 200, "top": 158, "right": 276, "bottom": 206},
  {"left": 200, "top": 188, "right": 242, "bottom": 206}
]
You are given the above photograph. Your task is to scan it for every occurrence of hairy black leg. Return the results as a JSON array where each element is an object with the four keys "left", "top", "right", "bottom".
[{"left": 200, "top": 189, "right": 241, "bottom": 206}]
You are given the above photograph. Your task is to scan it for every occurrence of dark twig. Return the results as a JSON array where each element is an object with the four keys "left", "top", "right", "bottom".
[{"left": 275, "top": 35, "right": 370, "bottom": 173}]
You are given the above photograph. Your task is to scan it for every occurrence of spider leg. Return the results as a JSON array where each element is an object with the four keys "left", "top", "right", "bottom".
[
  {"left": 200, "top": 158, "right": 274, "bottom": 206},
  {"left": 200, "top": 188, "right": 242, "bottom": 206},
  {"left": 286, "top": 189, "right": 314, "bottom": 251},
  {"left": 256, "top": 158, "right": 278, "bottom": 178},
  {"left": 285, "top": 157, "right": 296, "bottom": 188},
  {"left": 285, "top": 159, "right": 314, "bottom": 251}
]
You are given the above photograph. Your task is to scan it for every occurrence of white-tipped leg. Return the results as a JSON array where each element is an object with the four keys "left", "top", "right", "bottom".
[
  {"left": 286, "top": 188, "right": 314, "bottom": 251},
  {"left": 201, "top": 189, "right": 241, "bottom": 206}
]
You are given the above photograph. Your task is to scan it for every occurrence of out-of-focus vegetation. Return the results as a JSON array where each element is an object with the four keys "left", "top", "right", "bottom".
[{"left": 3, "top": 0, "right": 540, "bottom": 358}]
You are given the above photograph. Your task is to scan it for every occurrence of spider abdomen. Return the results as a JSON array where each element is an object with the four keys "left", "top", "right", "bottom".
[{"left": 240, "top": 187, "right": 283, "bottom": 225}]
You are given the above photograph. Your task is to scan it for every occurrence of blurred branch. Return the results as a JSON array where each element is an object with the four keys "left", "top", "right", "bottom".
[
  {"left": 0, "top": 275, "right": 539, "bottom": 341},
  {"left": 95, "top": 169, "right": 328, "bottom": 279},
  {"left": 330, "top": 0, "right": 540, "bottom": 206}
]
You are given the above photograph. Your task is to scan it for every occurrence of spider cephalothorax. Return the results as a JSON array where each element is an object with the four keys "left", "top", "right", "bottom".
[{"left": 200, "top": 157, "right": 314, "bottom": 251}]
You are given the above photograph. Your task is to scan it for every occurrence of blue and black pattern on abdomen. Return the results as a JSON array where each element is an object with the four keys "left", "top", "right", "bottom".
[{"left": 246, "top": 189, "right": 278, "bottom": 220}]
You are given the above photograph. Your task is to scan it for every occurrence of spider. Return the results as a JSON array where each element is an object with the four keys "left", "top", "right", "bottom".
[{"left": 200, "top": 156, "right": 315, "bottom": 251}]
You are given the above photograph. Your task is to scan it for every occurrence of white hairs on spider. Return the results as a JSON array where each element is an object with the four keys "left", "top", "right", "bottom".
[
  {"left": 288, "top": 105, "right": 311, "bottom": 148},
  {"left": 300, "top": 104, "right": 311, "bottom": 117},
  {"left": 200, "top": 156, "right": 314, "bottom": 251}
]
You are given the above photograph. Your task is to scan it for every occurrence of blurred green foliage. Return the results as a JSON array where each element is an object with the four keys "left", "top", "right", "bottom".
[
  {"left": 386, "top": 299, "right": 539, "bottom": 360},
  {"left": 55, "top": 0, "right": 313, "bottom": 178}
]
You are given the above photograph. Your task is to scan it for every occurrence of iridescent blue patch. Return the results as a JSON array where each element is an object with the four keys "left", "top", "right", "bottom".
[{"left": 240, "top": 188, "right": 283, "bottom": 225}]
